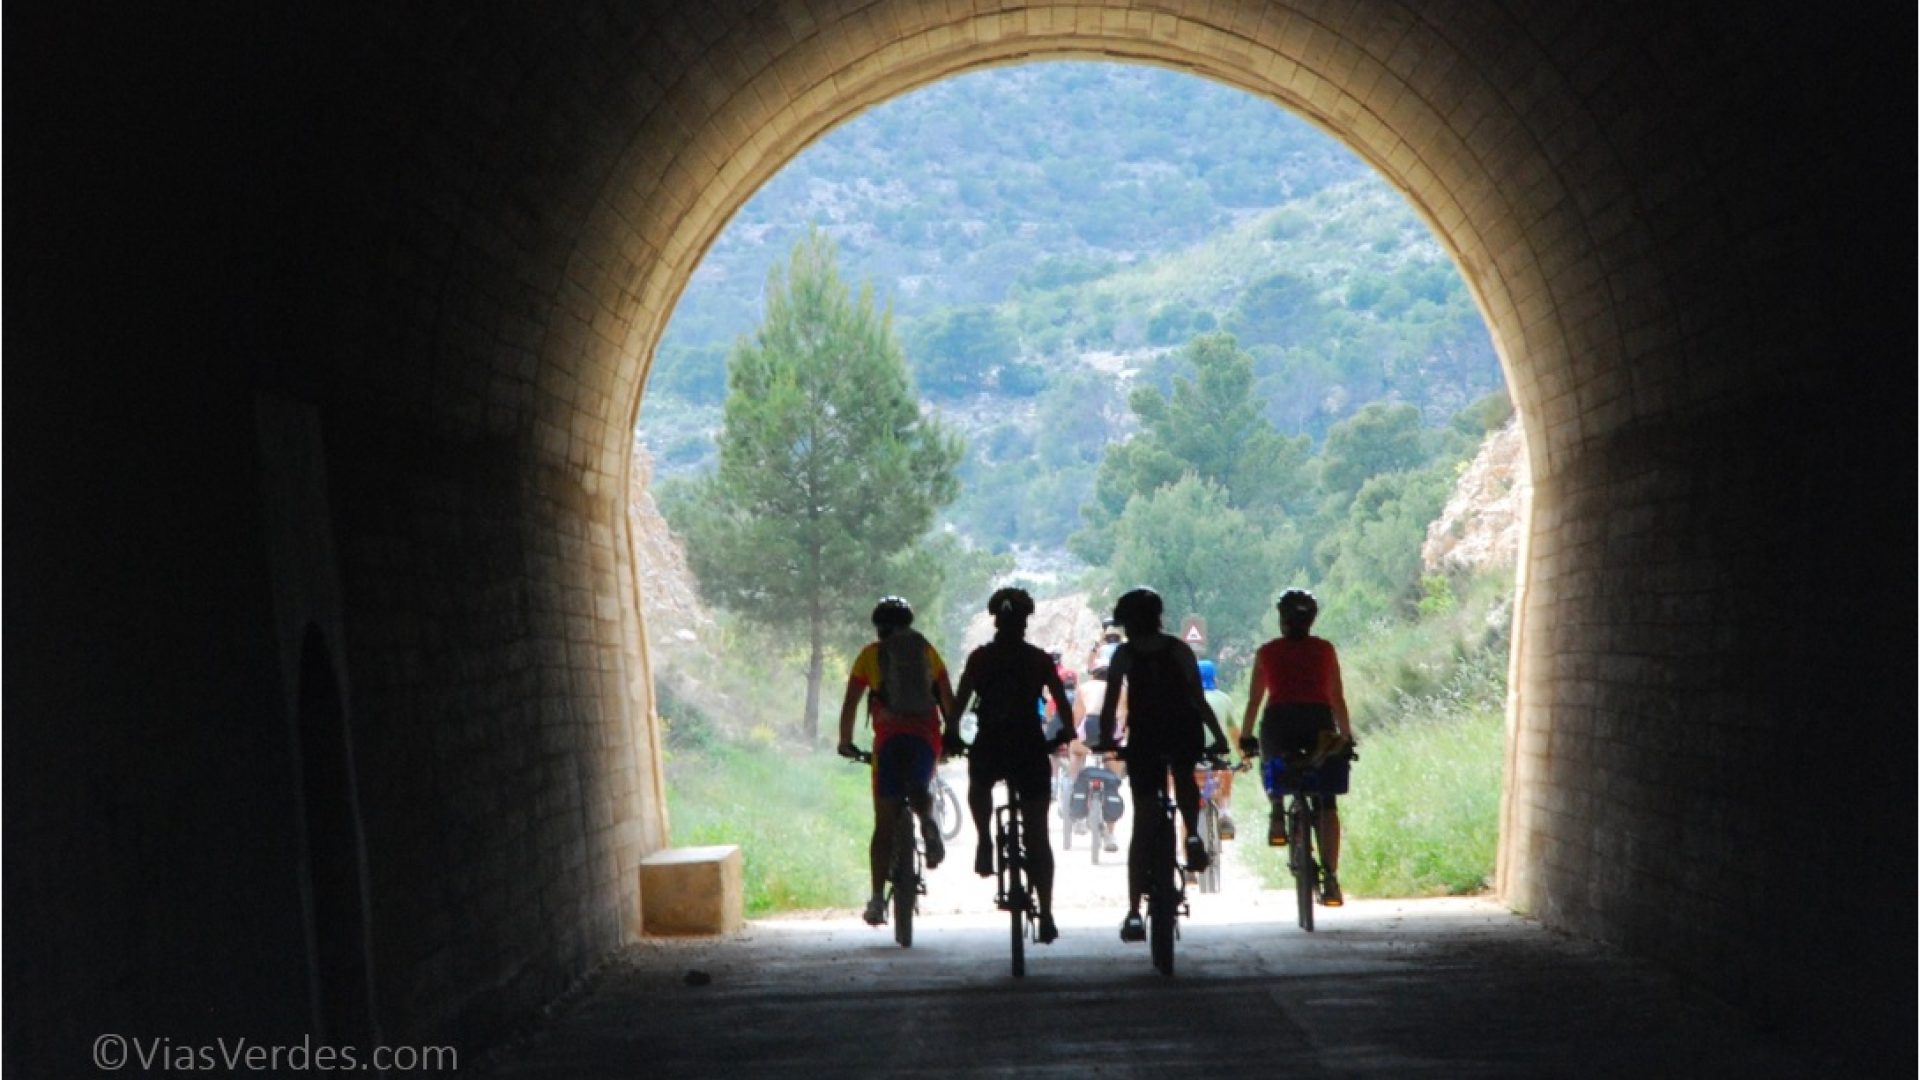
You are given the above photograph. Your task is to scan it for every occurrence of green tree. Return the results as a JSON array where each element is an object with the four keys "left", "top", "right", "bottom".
[
  {"left": 669, "top": 230, "right": 963, "bottom": 739},
  {"left": 1319, "top": 401, "right": 1426, "bottom": 503},
  {"left": 1313, "top": 464, "right": 1455, "bottom": 634},
  {"left": 1227, "top": 271, "right": 1323, "bottom": 349},
  {"left": 1107, "top": 475, "right": 1302, "bottom": 680},
  {"left": 1071, "top": 333, "right": 1311, "bottom": 562}
]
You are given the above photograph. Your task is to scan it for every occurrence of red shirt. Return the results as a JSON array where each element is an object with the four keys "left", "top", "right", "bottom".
[{"left": 1251, "top": 635, "right": 1342, "bottom": 706}]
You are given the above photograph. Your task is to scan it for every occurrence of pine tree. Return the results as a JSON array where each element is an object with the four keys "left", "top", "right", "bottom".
[{"left": 669, "top": 229, "right": 962, "bottom": 740}]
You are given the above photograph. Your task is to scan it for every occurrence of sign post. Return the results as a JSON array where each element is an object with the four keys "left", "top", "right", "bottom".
[{"left": 1179, "top": 614, "right": 1208, "bottom": 655}]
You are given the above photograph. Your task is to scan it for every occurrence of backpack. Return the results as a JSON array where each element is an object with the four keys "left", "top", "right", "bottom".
[
  {"left": 877, "top": 630, "right": 936, "bottom": 716},
  {"left": 1071, "top": 765, "right": 1125, "bottom": 822}
]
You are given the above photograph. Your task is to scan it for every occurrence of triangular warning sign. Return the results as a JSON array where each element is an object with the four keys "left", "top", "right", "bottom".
[{"left": 1184, "top": 626, "right": 1203, "bottom": 643}]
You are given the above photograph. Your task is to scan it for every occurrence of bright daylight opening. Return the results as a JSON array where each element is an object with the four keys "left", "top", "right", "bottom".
[{"left": 632, "top": 62, "right": 1524, "bottom": 920}]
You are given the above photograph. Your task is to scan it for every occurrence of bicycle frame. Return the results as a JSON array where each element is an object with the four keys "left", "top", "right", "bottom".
[
  {"left": 1262, "top": 754, "right": 1332, "bottom": 932},
  {"left": 994, "top": 796, "right": 1038, "bottom": 977}
]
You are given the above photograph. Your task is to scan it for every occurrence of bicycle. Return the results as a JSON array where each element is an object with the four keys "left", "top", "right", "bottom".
[
  {"left": 946, "top": 739, "right": 1047, "bottom": 977},
  {"left": 1076, "top": 752, "right": 1123, "bottom": 864},
  {"left": 1258, "top": 742, "right": 1355, "bottom": 933},
  {"left": 1052, "top": 751, "right": 1075, "bottom": 851},
  {"left": 931, "top": 773, "right": 963, "bottom": 842},
  {"left": 1104, "top": 745, "right": 1191, "bottom": 976},
  {"left": 842, "top": 748, "right": 924, "bottom": 948},
  {"left": 1187, "top": 756, "right": 1248, "bottom": 895}
]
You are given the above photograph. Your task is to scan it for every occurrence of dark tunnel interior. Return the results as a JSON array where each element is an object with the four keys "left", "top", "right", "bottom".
[{"left": 4, "top": 2, "right": 1911, "bottom": 1072}]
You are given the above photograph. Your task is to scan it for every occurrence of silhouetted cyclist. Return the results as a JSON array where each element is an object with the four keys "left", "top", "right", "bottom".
[
  {"left": 946, "top": 587, "right": 1075, "bottom": 944},
  {"left": 1088, "top": 587, "right": 1229, "bottom": 942},
  {"left": 1238, "top": 588, "right": 1355, "bottom": 906},
  {"left": 837, "top": 596, "right": 956, "bottom": 927}
]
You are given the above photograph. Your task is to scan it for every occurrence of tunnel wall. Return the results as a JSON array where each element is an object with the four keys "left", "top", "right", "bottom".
[{"left": 5, "top": 0, "right": 1909, "bottom": 1071}]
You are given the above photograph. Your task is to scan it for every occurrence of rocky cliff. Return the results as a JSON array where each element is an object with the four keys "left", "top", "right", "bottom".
[
  {"left": 628, "top": 440, "right": 715, "bottom": 650},
  {"left": 1422, "top": 417, "right": 1530, "bottom": 574}
]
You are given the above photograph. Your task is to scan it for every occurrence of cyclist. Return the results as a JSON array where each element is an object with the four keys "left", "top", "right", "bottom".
[
  {"left": 1237, "top": 588, "right": 1355, "bottom": 907},
  {"left": 946, "top": 587, "right": 1076, "bottom": 944},
  {"left": 1063, "top": 653, "right": 1121, "bottom": 851},
  {"left": 1195, "top": 658, "right": 1240, "bottom": 840},
  {"left": 1088, "top": 587, "right": 1229, "bottom": 942},
  {"left": 837, "top": 596, "right": 957, "bottom": 927},
  {"left": 1086, "top": 619, "right": 1123, "bottom": 677}
]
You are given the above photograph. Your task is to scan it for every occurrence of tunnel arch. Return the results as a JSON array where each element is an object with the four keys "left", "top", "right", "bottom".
[
  {"left": 539, "top": 1, "right": 1667, "bottom": 913},
  {"left": 9, "top": 2, "right": 1905, "bottom": 1068},
  {"left": 346, "top": 0, "right": 1901, "bottom": 1048}
]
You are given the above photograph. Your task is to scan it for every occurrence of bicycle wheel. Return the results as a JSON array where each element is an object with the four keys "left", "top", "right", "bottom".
[
  {"left": 892, "top": 810, "right": 917, "bottom": 947},
  {"left": 1149, "top": 811, "right": 1177, "bottom": 974},
  {"left": 1004, "top": 811, "right": 1027, "bottom": 977},
  {"left": 933, "top": 778, "right": 963, "bottom": 842},
  {"left": 1089, "top": 811, "right": 1103, "bottom": 865},
  {"left": 1198, "top": 802, "right": 1222, "bottom": 894},
  {"left": 1009, "top": 882, "right": 1027, "bottom": 977},
  {"left": 1290, "top": 796, "right": 1315, "bottom": 933}
]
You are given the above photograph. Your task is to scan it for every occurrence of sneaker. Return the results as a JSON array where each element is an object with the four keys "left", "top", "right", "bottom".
[
  {"left": 922, "top": 823, "right": 945, "bottom": 870},
  {"left": 1218, "top": 814, "right": 1236, "bottom": 841},
  {"left": 1037, "top": 915, "right": 1059, "bottom": 945},
  {"left": 1119, "top": 912, "right": 1146, "bottom": 943},
  {"left": 1103, "top": 835, "right": 1119, "bottom": 853},
  {"left": 1268, "top": 808, "right": 1288, "bottom": 847},
  {"left": 862, "top": 895, "right": 887, "bottom": 926},
  {"left": 1320, "top": 872, "right": 1344, "bottom": 907},
  {"left": 975, "top": 841, "right": 993, "bottom": 878},
  {"left": 1185, "top": 834, "right": 1210, "bottom": 874}
]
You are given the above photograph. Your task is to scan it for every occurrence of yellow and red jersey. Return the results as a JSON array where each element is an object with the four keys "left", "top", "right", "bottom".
[{"left": 847, "top": 639, "right": 948, "bottom": 743}]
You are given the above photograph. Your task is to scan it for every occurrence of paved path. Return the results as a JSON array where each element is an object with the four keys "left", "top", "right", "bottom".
[{"left": 484, "top": 766, "right": 1844, "bottom": 1077}]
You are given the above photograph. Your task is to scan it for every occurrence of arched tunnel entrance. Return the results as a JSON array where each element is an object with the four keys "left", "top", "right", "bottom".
[{"left": 5, "top": 2, "right": 1908, "bottom": 1073}]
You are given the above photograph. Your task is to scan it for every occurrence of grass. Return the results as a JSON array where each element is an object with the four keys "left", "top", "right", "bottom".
[
  {"left": 664, "top": 736, "right": 875, "bottom": 916},
  {"left": 1233, "top": 682, "right": 1505, "bottom": 898},
  {"left": 1230, "top": 572, "right": 1511, "bottom": 898}
]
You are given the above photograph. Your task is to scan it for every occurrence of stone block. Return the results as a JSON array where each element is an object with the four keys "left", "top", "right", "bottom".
[{"left": 640, "top": 845, "right": 744, "bottom": 935}]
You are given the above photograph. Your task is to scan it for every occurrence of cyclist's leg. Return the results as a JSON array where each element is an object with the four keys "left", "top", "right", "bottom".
[
  {"left": 1170, "top": 758, "right": 1202, "bottom": 836},
  {"left": 1169, "top": 757, "right": 1206, "bottom": 869},
  {"left": 869, "top": 795, "right": 897, "bottom": 899},
  {"left": 870, "top": 736, "right": 919, "bottom": 897},
  {"left": 1123, "top": 761, "right": 1164, "bottom": 913},
  {"left": 890, "top": 734, "right": 941, "bottom": 867},
  {"left": 1015, "top": 753, "right": 1055, "bottom": 917},
  {"left": 1318, "top": 793, "right": 1340, "bottom": 873},
  {"left": 893, "top": 735, "right": 935, "bottom": 822},
  {"left": 966, "top": 742, "right": 997, "bottom": 876}
]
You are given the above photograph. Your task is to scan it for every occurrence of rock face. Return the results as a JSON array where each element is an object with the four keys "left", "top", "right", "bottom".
[
  {"left": 961, "top": 592, "right": 1106, "bottom": 672},
  {"left": 1422, "top": 418, "right": 1531, "bottom": 574},
  {"left": 628, "top": 440, "right": 715, "bottom": 648}
]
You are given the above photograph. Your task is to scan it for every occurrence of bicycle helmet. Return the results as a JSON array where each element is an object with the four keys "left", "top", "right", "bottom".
[
  {"left": 871, "top": 595, "right": 915, "bottom": 629},
  {"left": 1112, "top": 587, "right": 1163, "bottom": 631},
  {"left": 1196, "top": 658, "right": 1217, "bottom": 691},
  {"left": 986, "top": 586, "right": 1035, "bottom": 619}
]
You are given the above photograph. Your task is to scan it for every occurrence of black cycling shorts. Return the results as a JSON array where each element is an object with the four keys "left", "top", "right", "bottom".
[{"left": 968, "top": 720, "right": 1052, "bottom": 802}]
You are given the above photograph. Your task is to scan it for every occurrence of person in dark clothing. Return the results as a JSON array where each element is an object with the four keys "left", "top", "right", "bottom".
[
  {"left": 1088, "top": 587, "right": 1229, "bottom": 943},
  {"left": 946, "top": 587, "right": 1075, "bottom": 944}
]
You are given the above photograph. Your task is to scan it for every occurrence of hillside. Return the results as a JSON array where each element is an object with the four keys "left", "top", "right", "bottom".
[{"left": 638, "top": 60, "right": 1505, "bottom": 571}]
